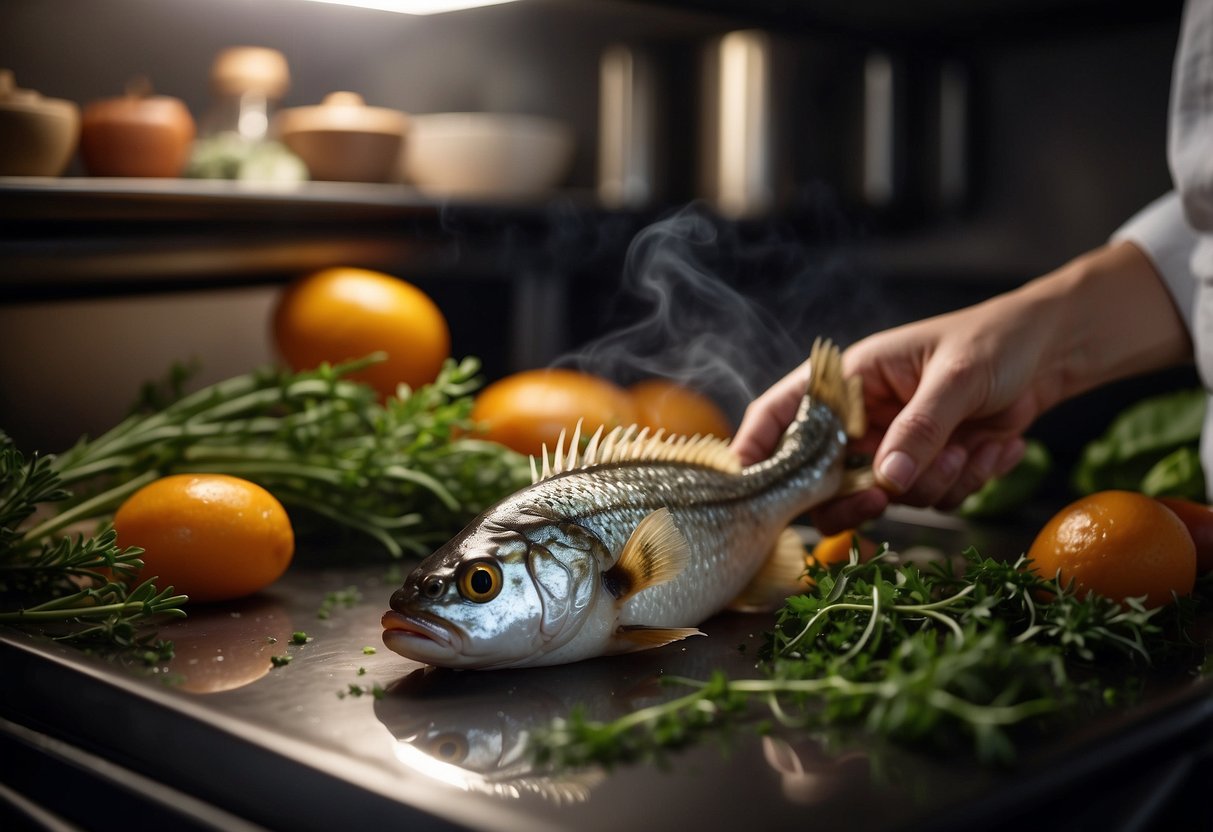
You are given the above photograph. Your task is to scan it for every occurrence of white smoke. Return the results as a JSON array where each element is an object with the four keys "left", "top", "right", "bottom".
[{"left": 556, "top": 200, "right": 881, "bottom": 422}]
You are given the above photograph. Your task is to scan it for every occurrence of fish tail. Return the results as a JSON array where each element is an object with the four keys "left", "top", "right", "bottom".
[
  {"left": 806, "top": 339, "right": 874, "bottom": 497},
  {"left": 806, "top": 337, "right": 866, "bottom": 440}
]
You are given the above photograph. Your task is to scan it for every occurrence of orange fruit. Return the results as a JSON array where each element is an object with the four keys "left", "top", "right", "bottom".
[
  {"left": 629, "top": 379, "right": 732, "bottom": 438},
  {"left": 472, "top": 368, "right": 638, "bottom": 458},
  {"left": 1156, "top": 497, "right": 1213, "bottom": 573},
  {"left": 113, "top": 474, "right": 295, "bottom": 604},
  {"left": 808, "top": 530, "right": 878, "bottom": 569},
  {"left": 1026, "top": 490, "right": 1196, "bottom": 608},
  {"left": 272, "top": 267, "right": 450, "bottom": 398}
]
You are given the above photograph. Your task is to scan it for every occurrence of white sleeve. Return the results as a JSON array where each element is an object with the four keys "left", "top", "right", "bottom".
[{"left": 1111, "top": 191, "right": 1198, "bottom": 330}]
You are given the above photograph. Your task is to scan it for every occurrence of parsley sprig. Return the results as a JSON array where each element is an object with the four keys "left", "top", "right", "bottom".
[{"left": 531, "top": 546, "right": 1204, "bottom": 768}]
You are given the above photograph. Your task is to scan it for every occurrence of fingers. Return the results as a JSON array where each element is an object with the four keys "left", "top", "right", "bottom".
[
  {"left": 894, "top": 444, "right": 968, "bottom": 508},
  {"left": 890, "top": 431, "right": 1029, "bottom": 512},
  {"left": 812, "top": 435, "right": 1026, "bottom": 540},
  {"left": 809, "top": 487, "right": 890, "bottom": 536},
  {"left": 733, "top": 359, "right": 812, "bottom": 466},
  {"left": 924, "top": 436, "right": 1028, "bottom": 512},
  {"left": 871, "top": 357, "right": 986, "bottom": 495}
]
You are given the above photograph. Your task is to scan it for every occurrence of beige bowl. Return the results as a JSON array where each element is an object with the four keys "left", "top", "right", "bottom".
[
  {"left": 403, "top": 113, "right": 574, "bottom": 199},
  {"left": 0, "top": 69, "right": 80, "bottom": 176},
  {"left": 276, "top": 92, "right": 407, "bottom": 183}
]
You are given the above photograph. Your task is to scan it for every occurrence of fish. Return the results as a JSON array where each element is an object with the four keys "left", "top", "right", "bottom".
[{"left": 381, "top": 338, "right": 868, "bottom": 670}]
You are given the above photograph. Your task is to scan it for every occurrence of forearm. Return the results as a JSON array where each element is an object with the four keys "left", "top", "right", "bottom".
[{"left": 1012, "top": 240, "right": 1193, "bottom": 405}]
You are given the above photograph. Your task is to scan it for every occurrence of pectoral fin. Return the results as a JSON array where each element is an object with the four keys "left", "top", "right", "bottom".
[
  {"left": 727, "top": 528, "right": 811, "bottom": 613},
  {"left": 610, "top": 625, "right": 704, "bottom": 654},
  {"left": 602, "top": 508, "right": 690, "bottom": 602}
]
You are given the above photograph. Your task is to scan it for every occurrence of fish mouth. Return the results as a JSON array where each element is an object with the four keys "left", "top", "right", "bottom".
[{"left": 382, "top": 609, "right": 463, "bottom": 663}]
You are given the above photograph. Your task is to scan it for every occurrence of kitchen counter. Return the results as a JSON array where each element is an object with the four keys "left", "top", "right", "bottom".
[{"left": 2, "top": 509, "right": 1212, "bottom": 831}]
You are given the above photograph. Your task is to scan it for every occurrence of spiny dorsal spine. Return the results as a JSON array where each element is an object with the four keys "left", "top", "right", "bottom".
[{"left": 530, "top": 421, "right": 741, "bottom": 484}]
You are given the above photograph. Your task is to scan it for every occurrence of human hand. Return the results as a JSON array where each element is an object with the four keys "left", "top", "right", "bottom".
[
  {"left": 734, "top": 241, "right": 1188, "bottom": 535},
  {"left": 734, "top": 306, "right": 1037, "bottom": 533}
]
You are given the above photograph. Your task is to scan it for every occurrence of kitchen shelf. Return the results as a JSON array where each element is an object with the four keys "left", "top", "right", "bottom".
[{"left": 0, "top": 178, "right": 643, "bottom": 300}]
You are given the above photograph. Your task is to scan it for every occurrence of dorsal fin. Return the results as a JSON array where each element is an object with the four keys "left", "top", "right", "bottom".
[
  {"left": 808, "top": 338, "right": 866, "bottom": 439},
  {"left": 530, "top": 420, "right": 741, "bottom": 484}
]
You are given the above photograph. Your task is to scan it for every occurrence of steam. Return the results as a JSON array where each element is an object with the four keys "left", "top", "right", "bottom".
[{"left": 556, "top": 201, "right": 880, "bottom": 423}]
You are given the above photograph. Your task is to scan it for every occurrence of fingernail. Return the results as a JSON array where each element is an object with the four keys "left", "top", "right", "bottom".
[{"left": 878, "top": 450, "right": 916, "bottom": 493}]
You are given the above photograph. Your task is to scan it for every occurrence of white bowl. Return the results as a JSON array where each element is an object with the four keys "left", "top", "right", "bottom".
[{"left": 402, "top": 113, "right": 574, "bottom": 199}]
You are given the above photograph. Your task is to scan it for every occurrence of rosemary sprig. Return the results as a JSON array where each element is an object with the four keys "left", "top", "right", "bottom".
[
  {"left": 26, "top": 355, "right": 529, "bottom": 557},
  {"left": 0, "top": 437, "right": 187, "bottom": 649},
  {"left": 0, "top": 355, "right": 528, "bottom": 653}
]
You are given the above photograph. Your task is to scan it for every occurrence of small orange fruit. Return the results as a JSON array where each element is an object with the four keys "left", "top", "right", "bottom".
[
  {"left": 472, "top": 368, "right": 638, "bottom": 458},
  {"left": 273, "top": 267, "right": 450, "bottom": 398},
  {"left": 629, "top": 379, "right": 732, "bottom": 438},
  {"left": 808, "top": 530, "right": 878, "bottom": 569},
  {"left": 113, "top": 474, "right": 295, "bottom": 604},
  {"left": 1027, "top": 490, "right": 1196, "bottom": 608}
]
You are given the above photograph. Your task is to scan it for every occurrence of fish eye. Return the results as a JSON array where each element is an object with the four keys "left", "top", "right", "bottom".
[
  {"left": 427, "top": 732, "right": 469, "bottom": 763},
  {"left": 456, "top": 561, "right": 502, "bottom": 603}
]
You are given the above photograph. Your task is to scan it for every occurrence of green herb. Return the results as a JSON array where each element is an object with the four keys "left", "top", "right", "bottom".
[
  {"left": 0, "top": 434, "right": 187, "bottom": 651},
  {"left": 0, "top": 355, "right": 526, "bottom": 654},
  {"left": 338, "top": 681, "right": 384, "bottom": 700},
  {"left": 357, "top": 666, "right": 367, "bottom": 676},
  {"left": 362, "top": 646, "right": 377, "bottom": 655},
  {"left": 318, "top": 586, "right": 362, "bottom": 620},
  {"left": 270, "top": 654, "right": 292, "bottom": 667},
  {"left": 37, "top": 355, "right": 528, "bottom": 558},
  {"left": 531, "top": 546, "right": 1202, "bottom": 768},
  {"left": 291, "top": 631, "right": 311, "bottom": 645}
]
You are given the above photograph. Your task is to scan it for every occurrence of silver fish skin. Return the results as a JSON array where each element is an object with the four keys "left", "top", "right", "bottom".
[{"left": 383, "top": 343, "right": 860, "bottom": 670}]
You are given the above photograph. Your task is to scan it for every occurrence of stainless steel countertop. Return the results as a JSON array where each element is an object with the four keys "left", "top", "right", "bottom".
[{"left": 3, "top": 509, "right": 1212, "bottom": 831}]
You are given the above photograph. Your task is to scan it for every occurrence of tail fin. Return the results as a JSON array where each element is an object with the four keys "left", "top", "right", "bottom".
[{"left": 807, "top": 338, "right": 866, "bottom": 440}]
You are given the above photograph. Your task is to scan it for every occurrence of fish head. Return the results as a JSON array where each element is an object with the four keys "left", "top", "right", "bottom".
[{"left": 382, "top": 507, "right": 609, "bottom": 669}]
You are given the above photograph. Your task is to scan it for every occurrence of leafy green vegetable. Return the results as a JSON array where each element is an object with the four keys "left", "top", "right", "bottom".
[
  {"left": 1140, "top": 446, "right": 1206, "bottom": 501},
  {"left": 960, "top": 439, "right": 1051, "bottom": 519},
  {"left": 530, "top": 546, "right": 1202, "bottom": 769},
  {"left": 1073, "top": 388, "right": 1206, "bottom": 497}
]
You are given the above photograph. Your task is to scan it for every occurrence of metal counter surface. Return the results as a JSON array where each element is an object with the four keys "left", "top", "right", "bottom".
[{"left": 2, "top": 509, "right": 1212, "bottom": 831}]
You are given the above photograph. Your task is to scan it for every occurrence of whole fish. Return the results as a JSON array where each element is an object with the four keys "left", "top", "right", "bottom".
[{"left": 382, "top": 339, "right": 868, "bottom": 670}]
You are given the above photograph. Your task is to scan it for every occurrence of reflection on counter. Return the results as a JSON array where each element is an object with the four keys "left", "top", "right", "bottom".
[
  {"left": 373, "top": 654, "right": 901, "bottom": 812},
  {"left": 155, "top": 593, "right": 294, "bottom": 693},
  {"left": 376, "top": 663, "right": 645, "bottom": 803}
]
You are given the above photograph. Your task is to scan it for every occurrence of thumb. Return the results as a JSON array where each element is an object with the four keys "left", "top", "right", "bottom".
[{"left": 873, "top": 366, "right": 984, "bottom": 494}]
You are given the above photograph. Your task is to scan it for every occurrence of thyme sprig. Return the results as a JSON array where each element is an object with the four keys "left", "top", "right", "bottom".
[{"left": 531, "top": 546, "right": 1205, "bottom": 768}]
